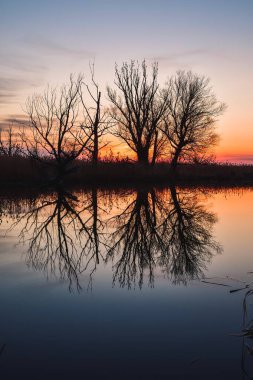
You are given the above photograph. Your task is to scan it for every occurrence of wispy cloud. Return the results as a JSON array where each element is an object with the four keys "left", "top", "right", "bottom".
[
  {"left": 0, "top": 77, "right": 42, "bottom": 104},
  {"left": 24, "top": 33, "right": 94, "bottom": 59},
  {"left": 0, "top": 114, "right": 30, "bottom": 130},
  {"left": 0, "top": 33, "right": 94, "bottom": 108},
  {"left": 0, "top": 53, "right": 47, "bottom": 74},
  {"left": 150, "top": 48, "right": 228, "bottom": 68},
  {"left": 154, "top": 49, "right": 208, "bottom": 61}
]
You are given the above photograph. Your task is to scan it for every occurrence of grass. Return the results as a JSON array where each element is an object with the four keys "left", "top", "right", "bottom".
[{"left": 1, "top": 155, "right": 253, "bottom": 186}]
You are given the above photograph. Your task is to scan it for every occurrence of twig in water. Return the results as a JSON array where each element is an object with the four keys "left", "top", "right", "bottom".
[
  {"left": 201, "top": 280, "right": 231, "bottom": 287},
  {"left": 190, "top": 357, "right": 200, "bottom": 365}
]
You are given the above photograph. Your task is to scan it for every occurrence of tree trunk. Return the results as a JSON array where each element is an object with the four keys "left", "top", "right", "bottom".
[
  {"left": 151, "top": 130, "right": 158, "bottom": 167},
  {"left": 137, "top": 146, "right": 149, "bottom": 166},
  {"left": 92, "top": 187, "right": 99, "bottom": 263},
  {"left": 92, "top": 91, "right": 101, "bottom": 168},
  {"left": 169, "top": 185, "right": 186, "bottom": 250},
  {"left": 171, "top": 148, "right": 181, "bottom": 172}
]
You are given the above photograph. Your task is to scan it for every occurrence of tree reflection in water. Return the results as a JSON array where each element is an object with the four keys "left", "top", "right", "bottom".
[
  {"left": 107, "top": 186, "right": 222, "bottom": 288},
  {"left": 11, "top": 187, "right": 106, "bottom": 291},
  {"left": 7, "top": 186, "right": 221, "bottom": 291},
  {"left": 107, "top": 188, "right": 160, "bottom": 288},
  {"left": 159, "top": 186, "right": 222, "bottom": 284}
]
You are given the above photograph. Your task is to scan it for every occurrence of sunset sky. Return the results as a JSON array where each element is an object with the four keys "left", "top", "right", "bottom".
[{"left": 1, "top": 0, "right": 253, "bottom": 162}]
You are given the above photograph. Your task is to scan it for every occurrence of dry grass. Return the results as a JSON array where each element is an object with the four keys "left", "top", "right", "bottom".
[{"left": 1, "top": 156, "right": 253, "bottom": 186}]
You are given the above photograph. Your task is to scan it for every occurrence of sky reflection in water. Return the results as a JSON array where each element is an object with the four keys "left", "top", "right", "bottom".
[{"left": 0, "top": 186, "right": 253, "bottom": 379}]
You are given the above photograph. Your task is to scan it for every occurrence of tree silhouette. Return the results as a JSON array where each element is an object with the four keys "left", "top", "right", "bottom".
[
  {"left": 22, "top": 74, "right": 92, "bottom": 180},
  {"left": 0, "top": 126, "right": 23, "bottom": 157},
  {"left": 80, "top": 63, "right": 111, "bottom": 167},
  {"left": 161, "top": 71, "right": 226, "bottom": 170},
  {"left": 107, "top": 60, "right": 169, "bottom": 165}
]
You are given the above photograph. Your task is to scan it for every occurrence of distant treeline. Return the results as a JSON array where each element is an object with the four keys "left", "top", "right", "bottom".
[{"left": 0, "top": 60, "right": 228, "bottom": 183}]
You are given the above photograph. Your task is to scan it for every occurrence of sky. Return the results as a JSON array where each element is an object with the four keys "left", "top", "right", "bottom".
[{"left": 0, "top": 0, "right": 253, "bottom": 162}]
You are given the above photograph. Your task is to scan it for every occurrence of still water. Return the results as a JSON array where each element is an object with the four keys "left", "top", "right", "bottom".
[{"left": 0, "top": 186, "right": 253, "bottom": 379}]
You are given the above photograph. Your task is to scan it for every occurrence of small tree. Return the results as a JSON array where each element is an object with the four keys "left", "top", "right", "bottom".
[
  {"left": 0, "top": 126, "right": 23, "bottom": 157},
  {"left": 161, "top": 71, "right": 226, "bottom": 170},
  {"left": 107, "top": 60, "right": 168, "bottom": 165},
  {"left": 23, "top": 74, "right": 91, "bottom": 179}
]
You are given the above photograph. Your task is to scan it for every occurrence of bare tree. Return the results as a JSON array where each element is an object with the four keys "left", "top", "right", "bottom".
[
  {"left": 150, "top": 129, "right": 169, "bottom": 166},
  {"left": 107, "top": 60, "right": 168, "bottom": 165},
  {"left": 22, "top": 74, "right": 91, "bottom": 179},
  {"left": 80, "top": 63, "right": 110, "bottom": 167},
  {"left": 0, "top": 126, "right": 23, "bottom": 157},
  {"left": 161, "top": 71, "right": 226, "bottom": 171}
]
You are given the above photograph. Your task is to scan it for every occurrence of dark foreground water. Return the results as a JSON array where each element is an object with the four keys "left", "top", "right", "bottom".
[{"left": 0, "top": 186, "right": 253, "bottom": 379}]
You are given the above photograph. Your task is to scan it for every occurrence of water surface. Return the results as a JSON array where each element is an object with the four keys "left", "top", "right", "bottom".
[{"left": 0, "top": 186, "right": 253, "bottom": 379}]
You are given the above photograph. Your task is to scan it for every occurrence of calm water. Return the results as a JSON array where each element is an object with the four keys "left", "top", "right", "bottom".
[{"left": 0, "top": 186, "right": 253, "bottom": 379}]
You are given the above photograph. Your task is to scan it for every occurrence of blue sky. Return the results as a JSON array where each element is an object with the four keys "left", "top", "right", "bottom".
[{"left": 1, "top": 0, "right": 253, "bottom": 160}]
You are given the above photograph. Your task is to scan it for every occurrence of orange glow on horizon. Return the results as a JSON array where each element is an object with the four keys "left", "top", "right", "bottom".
[{"left": 1, "top": 114, "right": 253, "bottom": 164}]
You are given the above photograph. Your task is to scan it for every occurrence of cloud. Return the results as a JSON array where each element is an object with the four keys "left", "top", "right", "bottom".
[
  {"left": 0, "top": 77, "right": 43, "bottom": 104},
  {"left": 154, "top": 49, "right": 208, "bottom": 61},
  {"left": 0, "top": 53, "right": 47, "bottom": 74},
  {"left": 0, "top": 94, "right": 16, "bottom": 104},
  {"left": 0, "top": 34, "right": 94, "bottom": 90},
  {"left": 150, "top": 48, "right": 227, "bottom": 68},
  {"left": 0, "top": 77, "right": 39, "bottom": 91},
  {"left": 0, "top": 114, "right": 30, "bottom": 130},
  {"left": 24, "top": 33, "right": 94, "bottom": 59}
]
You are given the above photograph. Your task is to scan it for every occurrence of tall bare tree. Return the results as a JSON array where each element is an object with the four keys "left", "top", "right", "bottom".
[
  {"left": 22, "top": 74, "right": 91, "bottom": 179},
  {"left": 161, "top": 71, "right": 226, "bottom": 170},
  {"left": 107, "top": 60, "right": 168, "bottom": 165},
  {"left": 81, "top": 63, "right": 110, "bottom": 167}
]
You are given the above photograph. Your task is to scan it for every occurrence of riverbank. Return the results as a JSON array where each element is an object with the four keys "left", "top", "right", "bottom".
[{"left": 1, "top": 156, "right": 253, "bottom": 187}]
